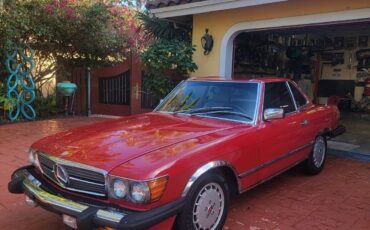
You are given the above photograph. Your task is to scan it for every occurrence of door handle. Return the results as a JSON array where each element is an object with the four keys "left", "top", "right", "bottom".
[{"left": 300, "top": 119, "right": 309, "bottom": 126}]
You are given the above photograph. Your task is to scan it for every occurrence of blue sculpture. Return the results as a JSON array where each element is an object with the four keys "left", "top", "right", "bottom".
[{"left": 5, "top": 44, "right": 36, "bottom": 121}]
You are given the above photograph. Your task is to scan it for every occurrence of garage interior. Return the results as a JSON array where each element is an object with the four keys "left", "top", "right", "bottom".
[{"left": 232, "top": 21, "right": 370, "bottom": 160}]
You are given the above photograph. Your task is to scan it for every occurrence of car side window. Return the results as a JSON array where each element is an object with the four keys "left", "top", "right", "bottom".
[
  {"left": 288, "top": 82, "right": 308, "bottom": 107},
  {"left": 264, "top": 82, "right": 296, "bottom": 113}
]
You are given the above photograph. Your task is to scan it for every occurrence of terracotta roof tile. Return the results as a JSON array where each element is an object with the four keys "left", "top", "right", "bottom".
[{"left": 147, "top": 0, "right": 205, "bottom": 10}]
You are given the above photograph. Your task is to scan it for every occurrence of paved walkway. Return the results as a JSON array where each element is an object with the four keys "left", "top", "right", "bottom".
[
  {"left": 329, "top": 112, "right": 370, "bottom": 161},
  {"left": 0, "top": 117, "right": 369, "bottom": 230}
]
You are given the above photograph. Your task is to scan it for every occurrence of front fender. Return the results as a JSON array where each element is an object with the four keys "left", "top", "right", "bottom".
[{"left": 181, "top": 160, "right": 239, "bottom": 197}]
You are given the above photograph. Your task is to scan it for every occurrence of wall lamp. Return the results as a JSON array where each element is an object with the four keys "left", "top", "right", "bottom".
[{"left": 201, "top": 29, "right": 213, "bottom": 55}]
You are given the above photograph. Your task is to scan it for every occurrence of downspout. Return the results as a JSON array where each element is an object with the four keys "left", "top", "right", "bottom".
[{"left": 86, "top": 67, "right": 92, "bottom": 116}]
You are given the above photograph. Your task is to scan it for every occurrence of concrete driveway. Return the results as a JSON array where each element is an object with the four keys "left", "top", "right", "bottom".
[{"left": 0, "top": 117, "right": 369, "bottom": 230}]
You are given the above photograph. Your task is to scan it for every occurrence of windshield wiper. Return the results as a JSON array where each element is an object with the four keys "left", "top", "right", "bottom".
[
  {"left": 193, "top": 110, "right": 253, "bottom": 121},
  {"left": 175, "top": 107, "right": 233, "bottom": 114}
]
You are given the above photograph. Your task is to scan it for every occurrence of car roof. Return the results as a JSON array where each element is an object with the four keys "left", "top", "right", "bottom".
[{"left": 189, "top": 77, "right": 288, "bottom": 83}]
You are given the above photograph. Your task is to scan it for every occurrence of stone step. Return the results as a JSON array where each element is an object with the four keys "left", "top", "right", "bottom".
[{"left": 328, "top": 140, "right": 370, "bottom": 162}]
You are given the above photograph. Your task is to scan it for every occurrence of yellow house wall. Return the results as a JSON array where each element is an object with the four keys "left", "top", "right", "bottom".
[{"left": 191, "top": 0, "right": 370, "bottom": 78}]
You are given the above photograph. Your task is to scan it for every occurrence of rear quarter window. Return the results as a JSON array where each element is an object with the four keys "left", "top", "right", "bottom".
[{"left": 289, "top": 82, "right": 308, "bottom": 107}]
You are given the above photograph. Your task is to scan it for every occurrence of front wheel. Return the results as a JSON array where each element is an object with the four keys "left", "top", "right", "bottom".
[
  {"left": 174, "top": 172, "right": 229, "bottom": 230},
  {"left": 305, "top": 135, "right": 327, "bottom": 175}
]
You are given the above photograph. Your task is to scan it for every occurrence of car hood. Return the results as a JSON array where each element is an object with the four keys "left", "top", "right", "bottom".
[{"left": 32, "top": 112, "right": 239, "bottom": 172}]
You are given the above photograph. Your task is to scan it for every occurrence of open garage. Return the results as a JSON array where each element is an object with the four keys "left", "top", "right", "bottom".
[{"left": 231, "top": 21, "right": 370, "bottom": 159}]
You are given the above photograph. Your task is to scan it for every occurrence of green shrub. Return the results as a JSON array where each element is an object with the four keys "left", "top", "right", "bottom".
[
  {"left": 33, "top": 93, "right": 57, "bottom": 118},
  {"left": 141, "top": 39, "right": 197, "bottom": 75}
]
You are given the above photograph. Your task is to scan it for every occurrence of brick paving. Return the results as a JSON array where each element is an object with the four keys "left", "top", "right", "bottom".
[{"left": 0, "top": 117, "right": 369, "bottom": 230}]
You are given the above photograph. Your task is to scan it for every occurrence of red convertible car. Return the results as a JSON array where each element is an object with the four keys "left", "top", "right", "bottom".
[{"left": 9, "top": 78, "right": 344, "bottom": 230}]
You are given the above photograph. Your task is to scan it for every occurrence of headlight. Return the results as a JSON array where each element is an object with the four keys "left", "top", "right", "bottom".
[
  {"left": 108, "top": 176, "right": 168, "bottom": 204},
  {"left": 131, "top": 182, "right": 150, "bottom": 203},
  {"left": 113, "top": 179, "right": 128, "bottom": 199}
]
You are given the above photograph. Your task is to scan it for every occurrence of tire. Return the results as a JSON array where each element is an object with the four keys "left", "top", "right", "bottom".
[
  {"left": 305, "top": 135, "right": 327, "bottom": 175},
  {"left": 174, "top": 171, "right": 229, "bottom": 230}
]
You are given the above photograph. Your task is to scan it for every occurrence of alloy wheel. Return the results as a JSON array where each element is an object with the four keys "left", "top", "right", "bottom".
[
  {"left": 192, "top": 182, "right": 225, "bottom": 230},
  {"left": 313, "top": 136, "right": 326, "bottom": 168}
]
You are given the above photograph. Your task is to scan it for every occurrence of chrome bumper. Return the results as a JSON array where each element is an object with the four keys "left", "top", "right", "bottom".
[
  {"left": 8, "top": 166, "right": 184, "bottom": 230},
  {"left": 25, "top": 177, "right": 87, "bottom": 212},
  {"left": 24, "top": 177, "right": 125, "bottom": 222},
  {"left": 13, "top": 168, "right": 125, "bottom": 228}
]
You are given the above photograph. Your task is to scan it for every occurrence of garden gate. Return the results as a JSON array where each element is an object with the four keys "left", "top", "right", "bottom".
[{"left": 69, "top": 54, "right": 154, "bottom": 116}]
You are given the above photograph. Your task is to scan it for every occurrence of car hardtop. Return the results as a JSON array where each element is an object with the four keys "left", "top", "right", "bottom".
[
  {"left": 188, "top": 77, "right": 311, "bottom": 106},
  {"left": 188, "top": 76, "right": 290, "bottom": 84}
]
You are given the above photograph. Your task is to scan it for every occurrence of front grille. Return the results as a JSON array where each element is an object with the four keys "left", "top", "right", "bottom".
[{"left": 37, "top": 153, "right": 107, "bottom": 197}]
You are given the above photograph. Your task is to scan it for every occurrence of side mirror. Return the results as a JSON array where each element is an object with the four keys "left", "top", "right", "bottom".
[{"left": 264, "top": 108, "right": 284, "bottom": 120}]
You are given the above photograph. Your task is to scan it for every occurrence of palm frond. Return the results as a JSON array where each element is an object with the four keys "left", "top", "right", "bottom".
[{"left": 137, "top": 12, "right": 191, "bottom": 41}]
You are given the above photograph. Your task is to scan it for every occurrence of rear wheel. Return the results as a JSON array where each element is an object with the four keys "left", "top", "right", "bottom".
[
  {"left": 174, "top": 172, "right": 229, "bottom": 230},
  {"left": 305, "top": 135, "right": 327, "bottom": 175}
]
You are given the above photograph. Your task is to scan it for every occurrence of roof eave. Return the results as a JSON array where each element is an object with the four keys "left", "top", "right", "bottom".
[{"left": 150, "top": 0, "right": 288, "bottom": 18}]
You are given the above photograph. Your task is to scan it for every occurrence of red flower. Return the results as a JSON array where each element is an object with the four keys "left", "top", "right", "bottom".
[
  {"left": 130, "top": 23, "right": 136, "bottom": 32},
  {"left": 110, "top": 6, "right": 118, "bottom": 14},
  {"left": 60, "top": 1, "right": 67, "bottom": 8},
  {"left": 44, "top": 4, "right": 54, "bottom": 13},
  {"left": 66, "top": 8, "right": 73, "bottom": 18}
]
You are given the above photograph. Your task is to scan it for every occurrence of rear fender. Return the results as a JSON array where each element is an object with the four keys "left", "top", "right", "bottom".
[{"left": 317, "top": 128, "right": 332, "bottom": 137}]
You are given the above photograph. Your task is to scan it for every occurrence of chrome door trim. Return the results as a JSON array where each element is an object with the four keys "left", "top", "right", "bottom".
[
  {"left": 238, "top": 141, "right": 314, "bottom": 178},
  {"left": 239, "top": 157, "right": 307, "bottom": 194},
  {"left": 287, "top": 81, "right": 310, "bottom": 109},
  {"left": 286, "top": 81, "right": 298, "bottom": 111},
  {"left": 253, "top": 82, "right": 262, "bottom": 125}
]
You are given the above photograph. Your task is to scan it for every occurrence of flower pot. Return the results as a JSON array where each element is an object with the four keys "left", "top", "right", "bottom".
[{"left": 56, "top": 81, "right": 77, "bottom": 96}]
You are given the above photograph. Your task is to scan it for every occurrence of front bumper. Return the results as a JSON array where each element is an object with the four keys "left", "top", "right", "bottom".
[{"left": 8, "top": 166, "right": 184, "bottom": 230}]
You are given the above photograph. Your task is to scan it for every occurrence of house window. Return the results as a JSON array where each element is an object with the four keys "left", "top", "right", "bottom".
[{"left": 99, "top": 71, "right": 130, "bottom": 105}]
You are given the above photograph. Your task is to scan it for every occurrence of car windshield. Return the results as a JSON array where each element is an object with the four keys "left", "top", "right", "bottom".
[{"left": 155, "top": 81, "right": 259, "bottom": 122}]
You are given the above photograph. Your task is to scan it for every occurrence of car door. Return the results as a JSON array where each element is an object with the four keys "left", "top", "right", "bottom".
[
  {"left": 287, "top": 81, "right": 317, "bottom": 154},
  {"left": 258, "top": 81, "right": 306, "bottom": 179}
]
